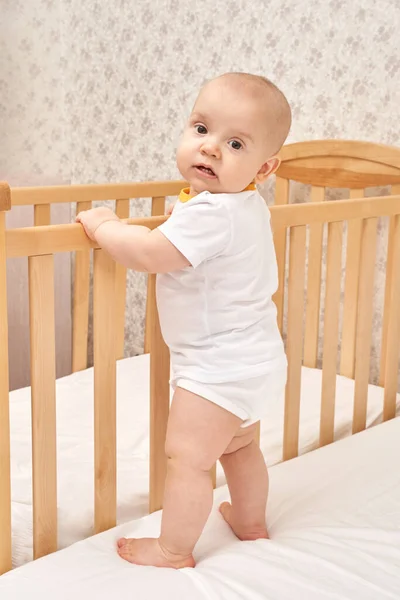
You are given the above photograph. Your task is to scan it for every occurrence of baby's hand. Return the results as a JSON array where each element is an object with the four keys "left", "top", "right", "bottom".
[
  {"left": 166, "top": 203, "right": 175, "bottom": 216},
  {"left": 76, "top": 207, "right": 120, "bottom": 242}
]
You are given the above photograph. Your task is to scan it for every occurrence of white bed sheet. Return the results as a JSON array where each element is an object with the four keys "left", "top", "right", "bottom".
[
  {"left": 9, "top": 354, "right": 400, "bottom": 568},
  {"left": 3, "top": 416, "right": 400, "bottom": 599}
]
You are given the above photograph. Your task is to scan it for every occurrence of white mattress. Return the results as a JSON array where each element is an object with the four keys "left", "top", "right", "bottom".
[
  {"left": 3, "top": 416, "right": 400, "bottom": 599},
  {"left": 9, "top": 354, "right": 400, "bottom": 569}
]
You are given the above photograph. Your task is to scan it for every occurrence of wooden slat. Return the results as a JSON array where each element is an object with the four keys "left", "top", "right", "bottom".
[
  {"left": 151, "top": 196, "right": 166, "bottom": 216},
  {"left": 28, "top": 254, "right": 57, "bottom": 559},
  {"left": 340, "top": 189, "right": 365, "bottom": 378},
  {"left": 115, "top": 199, "right": 130, "bottom": 360},
  {"left": 144, "top": 197, "right": 166, "bottom": 354},
  {"left": 72, "top": 247, "right": 91, "bottom": 372},
  {"left": 383, "top": 214, "right": 400, "bottom": 420},
  {"left": 353, "top": 218, "right": 378, "bottom": 434},
  {"left": 11, "top": 180, "right": 186, "bottom": 206},
  {"left": 76, "top": 201, "right": 92, "bottom": 214},
  {"left": 115, "top": 199, "right": 130, "bottom": 219},
  {"left": 272, "top": 177, "right": 290, "bottom": 332},
  {"left": 379, "top": 217, "right": 395, "bottom": 385},
  {"left": 303, "top": 186, "right": 325, "bottom": 367},
  {"left": 320, "top": 221, "right": 343, "bottom": 447},
  {"left": 148, "top": 273, "right": 170, "bottom": 513},
  {"left": 6, "top": 196, "right": 400, "bottom": 259},
  {"left": 283, "top": 225, "right": 306, "bottom": 461},
  {"left": 0, "top": 211, "right": 12, "bottom": 575},
  {"left": 380, "top": 184, "right": 400, "bottom": 385},
  {"left": 34, "top": 204, "right": 51, "bottom": 226},
  {"left": 93, "top": 249, "right": 117, "bottom": 533},
  {"left": 72, "top": 201, "right": 92, "bottom": 372}
]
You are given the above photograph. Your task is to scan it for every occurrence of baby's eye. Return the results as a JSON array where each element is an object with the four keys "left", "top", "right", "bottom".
[
  {"left": 229, "top": 140, "right": 243, "bottom": 150},
  {"left": 195, "top": 124, "right": 208, "bottom": 135}
]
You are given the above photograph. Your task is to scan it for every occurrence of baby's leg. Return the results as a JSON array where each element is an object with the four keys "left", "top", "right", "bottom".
[
  {"left": 219, "top": 423, "right": 269, "bottom": 540},
  {"left": 117, "top": 387, "right": 242, "bottom": 568}
]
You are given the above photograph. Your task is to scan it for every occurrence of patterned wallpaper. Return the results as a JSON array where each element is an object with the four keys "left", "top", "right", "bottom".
[
  {"left": 1, "top": 0, "right": 400, "bottom": 382},
  {"left": 1, "top": 1, "right": 70, "bottom": 186}
]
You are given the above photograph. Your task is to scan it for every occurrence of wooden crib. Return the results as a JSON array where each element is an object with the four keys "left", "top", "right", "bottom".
[{"left": 1, "top": 139, "right": 400, "bottom": 575}]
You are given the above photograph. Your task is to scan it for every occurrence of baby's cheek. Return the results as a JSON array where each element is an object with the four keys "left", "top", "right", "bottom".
[
  {"left": 228, "top": 159, "right": 255, "bottom": 189},
  {"left": 176, "top": 143, "right": 190, "bottom": 174}
]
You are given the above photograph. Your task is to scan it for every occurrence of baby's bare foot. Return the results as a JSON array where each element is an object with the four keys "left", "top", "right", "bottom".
[
  {"left": 219, "top": 502, "right": 269, "bottom": 541},
  {"left": 117, "top": 537, "right": 195, "bottom": 569}
]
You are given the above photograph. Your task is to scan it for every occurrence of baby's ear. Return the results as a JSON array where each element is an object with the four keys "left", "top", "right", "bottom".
[{"left": 255, "top": 156, "right": 281, "bottom": 184}]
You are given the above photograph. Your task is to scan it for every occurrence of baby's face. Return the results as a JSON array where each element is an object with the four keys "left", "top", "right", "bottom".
[{"left": 176, "top": 80, "right": 274, "bottom": 195}]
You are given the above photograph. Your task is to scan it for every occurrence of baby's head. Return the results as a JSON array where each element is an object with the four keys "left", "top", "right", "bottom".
[{"left": 177, "top": 73, "right": 291, "bottom": 195}]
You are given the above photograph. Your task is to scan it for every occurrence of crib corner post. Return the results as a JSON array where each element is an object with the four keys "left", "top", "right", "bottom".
[{"left": 0, "top": 181, "right": 12, "bottom": 574}]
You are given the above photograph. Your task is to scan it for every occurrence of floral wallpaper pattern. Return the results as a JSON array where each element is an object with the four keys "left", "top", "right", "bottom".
[{"left": 1, "top": 0, "right": 399, "bottom": 384}]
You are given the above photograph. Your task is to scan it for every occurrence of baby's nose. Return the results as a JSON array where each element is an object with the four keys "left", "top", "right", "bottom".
[{"left": 200, "top": 141, "right": 221, "bottom": 159}]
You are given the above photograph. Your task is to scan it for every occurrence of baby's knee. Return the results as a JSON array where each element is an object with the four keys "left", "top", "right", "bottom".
[{"left": 165, "top": 433, "right": 214, "bottom": 472}]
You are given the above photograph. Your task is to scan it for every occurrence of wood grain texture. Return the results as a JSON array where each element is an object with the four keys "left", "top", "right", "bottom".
[
  {"left": 0, "top": 211, "right": 11, "bottom": 574},
  {"left": 320, "top": 221, "right": 343, "bottom": 446},
  {"left": 29, "top": 254, "right": 58, "bottom": 559},
  {"left": 148, "top": 273, "right": 170, "bottom": 513},
  {"left": 93, "top": 250, "right": 117, "bottom": 533},
  {"left": 353, "top": 218, "right": 378, "bottom": 434},
  {"left": 303, "top": 186, "right": 324, "bottom": 368},
  {"left": 283, "top": 225, "right": 306, "bottom": 461}
]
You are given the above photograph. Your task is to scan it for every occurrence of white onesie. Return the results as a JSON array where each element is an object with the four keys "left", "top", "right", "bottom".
[{"left": 156, "top": 187, "right": 287, "bottom": 425}]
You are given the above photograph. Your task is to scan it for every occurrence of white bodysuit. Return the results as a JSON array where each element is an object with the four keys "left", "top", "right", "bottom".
[{"left": 156, "top": 187, "right": 287, "bottom": 425}]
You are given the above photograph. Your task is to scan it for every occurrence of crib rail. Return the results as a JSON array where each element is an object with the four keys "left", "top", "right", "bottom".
[
  {"left": 7, "top": 180, "right": 185, "bottom": 374},
  {"left": 1, "top": 192, "right": 400, "bottom": 574},
  {"left": 9, "top": 181, "right": 185, "bottom": 207},
  {"left": 7, "top": 141, "right": 400, "bottom": 381}
]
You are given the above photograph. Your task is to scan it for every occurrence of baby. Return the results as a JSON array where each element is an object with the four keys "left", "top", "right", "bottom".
[{"left": 77, "top": 72, "right": 292, "bottom": 569}]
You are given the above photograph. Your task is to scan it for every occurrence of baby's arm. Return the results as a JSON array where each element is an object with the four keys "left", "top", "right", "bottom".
[{"left": 76, "top": 207, "right": 189, "bottom": 273}]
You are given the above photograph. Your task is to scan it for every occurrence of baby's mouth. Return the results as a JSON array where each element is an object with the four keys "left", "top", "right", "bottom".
[{"left": 194, "top": 164, "right": 217, "bottom": 178}]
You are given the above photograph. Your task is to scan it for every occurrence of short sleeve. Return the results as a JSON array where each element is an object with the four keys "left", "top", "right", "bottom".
[{"left": 157, "top": 194, "right": 231, "bottom": 268}]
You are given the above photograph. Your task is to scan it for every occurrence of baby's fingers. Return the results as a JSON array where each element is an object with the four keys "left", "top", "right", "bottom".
[{"left": 75, "top": 211, "right": 88, "bottom": 223}]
